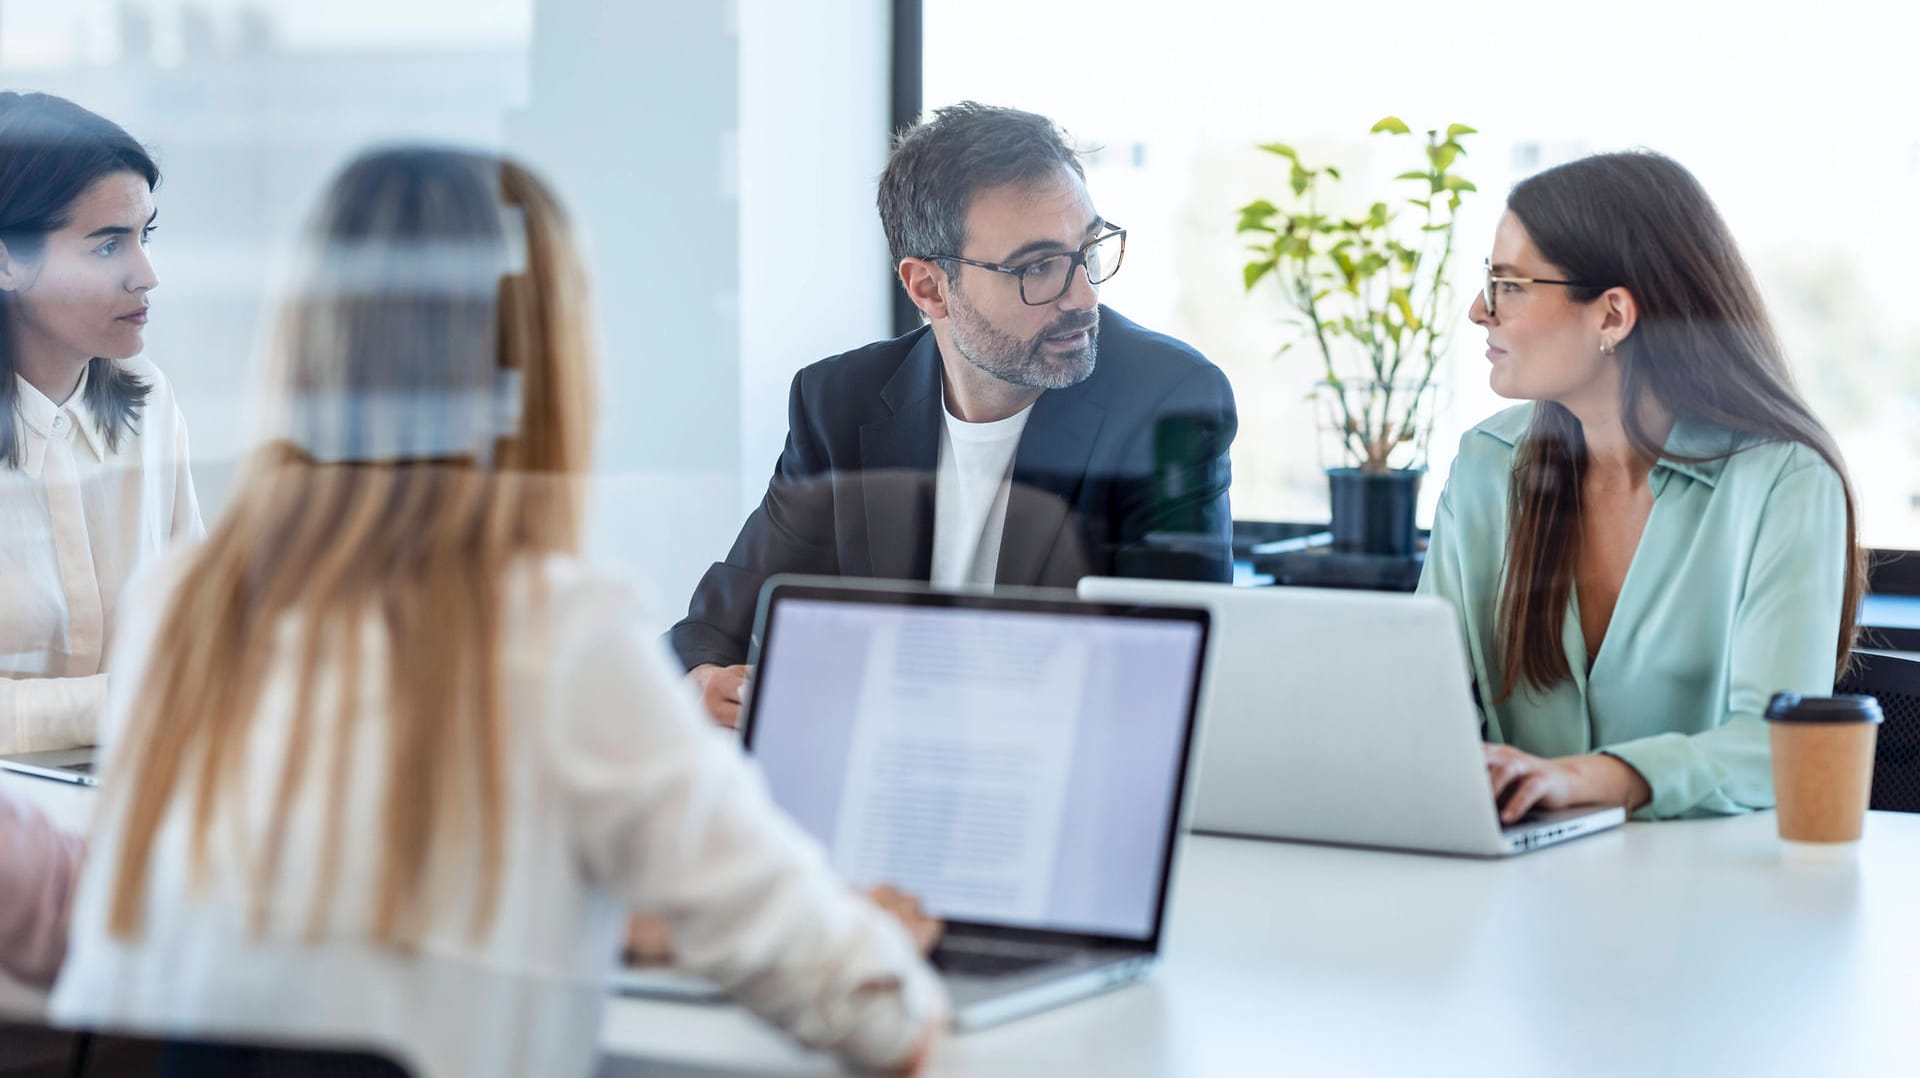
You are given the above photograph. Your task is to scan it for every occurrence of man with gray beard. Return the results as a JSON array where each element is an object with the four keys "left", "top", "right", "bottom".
[{"left": 671, "top": 102, "right": 1237, "bottom": 726}]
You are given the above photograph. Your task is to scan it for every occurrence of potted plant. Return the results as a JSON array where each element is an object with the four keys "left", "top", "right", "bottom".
[{"left": 1235, "top": 117, "right": 1476, "bottom": 556}]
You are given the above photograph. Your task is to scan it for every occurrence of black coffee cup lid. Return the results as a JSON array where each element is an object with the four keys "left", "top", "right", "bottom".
[{"left": 1765, "top": 692, "right": 1883, "bottom": 724}]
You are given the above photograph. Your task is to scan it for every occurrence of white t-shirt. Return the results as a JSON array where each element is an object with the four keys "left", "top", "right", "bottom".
[
  {"left": 929, "top": 391, "right": 1032, "bottom": 589},
  {"left": 0, "top": 359, "right": 202, "bottom": 754}
]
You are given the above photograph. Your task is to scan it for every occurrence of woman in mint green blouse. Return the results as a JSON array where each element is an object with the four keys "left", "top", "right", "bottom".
[{"left": 1418, "top": 151, "right": 1865, "bottom": 822}]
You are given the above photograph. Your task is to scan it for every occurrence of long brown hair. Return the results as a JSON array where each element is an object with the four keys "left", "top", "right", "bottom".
[
  {"left": 103, "top": 148, "right": 596, "bottom": 947},
  {"left": 0, "top": 92, "right": 155, "bottom": 466},
  {"left": 1495, "top": 151, "right": 1865, "bottom": 702}
]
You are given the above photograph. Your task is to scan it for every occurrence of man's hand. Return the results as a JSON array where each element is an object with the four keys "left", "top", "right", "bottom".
[
  {"left": 1483, "top": 743, "right": 1652, "bottom": 824},
  {"left": 864, "top": 884, "right": 943, "bottom": 957},
  {"left": 686, "top": 663, "right": 750, "bottom": 729}
]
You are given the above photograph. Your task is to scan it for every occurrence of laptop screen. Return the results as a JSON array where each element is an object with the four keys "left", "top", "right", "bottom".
[{"left": 743, "top": 586, "right": 1207, "bottom": 942}]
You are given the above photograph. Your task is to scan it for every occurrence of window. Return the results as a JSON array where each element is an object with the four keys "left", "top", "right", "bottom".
[{"left": 921, "top": 0, "right": 1920, "bottom": 548}]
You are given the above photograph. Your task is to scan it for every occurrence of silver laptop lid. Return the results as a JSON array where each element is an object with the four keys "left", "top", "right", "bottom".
[
  {"left": 741, "top": 577, "right": 1210, "bottom": 952},
  {"left": 1075, "top": 579, "right": 1542, "bottom": 856}
]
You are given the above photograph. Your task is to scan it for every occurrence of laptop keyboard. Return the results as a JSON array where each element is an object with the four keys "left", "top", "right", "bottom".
[{"left": 931, "top": 943, "right": 1069, "bottom": 978}]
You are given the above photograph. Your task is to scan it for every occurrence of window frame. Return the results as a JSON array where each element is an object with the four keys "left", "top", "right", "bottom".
[
  {"left": 895, "top": 0, "right": 1920, "bottom": 571},
  {"left": 889, "top": 0, "right": 924, "bottom": 338}
]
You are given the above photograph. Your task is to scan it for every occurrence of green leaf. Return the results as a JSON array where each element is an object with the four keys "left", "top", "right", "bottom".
[
  {"left": 1432, "top": 143, "right": 1459, "bottom": 171},
  {"left": 1243, "top": 261, "right": 1275, "bottom": 291},
  {"left": 1446, "top": 123, "right": 1478, "bottom": 139},
  {"left": 1367, "top": 201, "right": 1390, "bottom": 227},
  {"left": 1257, "top": 142, "right": 1299, "bottom": 160},
  {"left": 1390, "top": 287, "right": 1421, "bottom": 330},
  {"left": 1394, "top": 170, "right": 1430, "bottom": 182},
  {"left": 1235, "top": 199, "right": 1279, "bottom": 233},
  {"left": 1289, "top": 164, "right": 1310, "bottom": 197},
  {"left": 1370, "top": 116, "right": 1411, "bottom": 135},
  {"left": 1440, "top": 175, "right": 1477, "bottom": 193},
  {"left": 1324, "top": 166, "right": 1342, "bottom": 180},
  {"left": 1406, "top": 198, "right": 1431, "bottom": 210}
]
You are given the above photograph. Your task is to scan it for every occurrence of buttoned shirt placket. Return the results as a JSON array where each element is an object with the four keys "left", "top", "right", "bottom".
[{"left": 38, "top": 407, "right": 105, "bottom": 679}]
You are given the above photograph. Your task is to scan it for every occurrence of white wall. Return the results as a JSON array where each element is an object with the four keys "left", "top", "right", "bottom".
[
  {"left": 736, "top": 0, "right": 894, "bottom": 519},
  {"left": 520, "top": 0, "right": 895, "bottom": 608},
  {"left": 0, "top": 0, "right": 900, "bottom": 616},
  {"left": 513, "top": 0, "right": 743, "bottom": 612}
]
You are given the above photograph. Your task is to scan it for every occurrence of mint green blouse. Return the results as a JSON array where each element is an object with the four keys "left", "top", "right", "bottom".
[{"left": 1417, "top": 403, "right": 1850, "bottom": 819}]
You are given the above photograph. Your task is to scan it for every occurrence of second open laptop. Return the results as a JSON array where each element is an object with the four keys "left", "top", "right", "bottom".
[
  {"left": 0, "top": 747, "right": 98, "bottom": 787},
  {"left": 614, "top": 576, "right": 1211, "bottom": 1031},
  {"left": 1075, "top": 578, "right": 1624, "bottom": 857}
]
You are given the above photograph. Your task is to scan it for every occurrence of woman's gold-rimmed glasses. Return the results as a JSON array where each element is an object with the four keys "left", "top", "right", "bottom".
[{"left": 1482, "top": 257, "right": 1601, "bottom": 317}]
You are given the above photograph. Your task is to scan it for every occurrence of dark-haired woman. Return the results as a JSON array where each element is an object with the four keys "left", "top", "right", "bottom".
[
  {"left": 0, "top": 92, "right": 201, "bottom": 754},
  {"left": 1418, "top": 150, "right": 1864, "bottom": 822}
]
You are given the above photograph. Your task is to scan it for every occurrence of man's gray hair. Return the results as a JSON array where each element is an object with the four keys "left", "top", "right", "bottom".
[{"left": 878, "top": 101, "right": 1085, "bottom": 274}]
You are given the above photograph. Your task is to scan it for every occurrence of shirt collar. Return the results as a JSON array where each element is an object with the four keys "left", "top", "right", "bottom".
[
  {"left": 1651, "top": 418, "right": 1739, "bottom": 490},
  {"left": 1474, "top": 404, "right": 1745, "bottom": 493},
  {"left": 12, "top": 365, "right": 108, "bottom": 459}
]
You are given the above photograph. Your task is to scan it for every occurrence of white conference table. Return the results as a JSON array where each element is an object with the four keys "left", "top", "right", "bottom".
[{"left": 6, "top": 771, "right": 1917, "bottom": 1077}]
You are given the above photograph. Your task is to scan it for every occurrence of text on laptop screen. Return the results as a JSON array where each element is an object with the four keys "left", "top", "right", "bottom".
[{"left": 748, "top": 597, "right": 1203, "bottom": 940}]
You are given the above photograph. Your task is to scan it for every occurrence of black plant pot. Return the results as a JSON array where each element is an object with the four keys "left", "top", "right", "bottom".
[{"left": 1327, "top": 467, "right": 1423, "bottom": 556}]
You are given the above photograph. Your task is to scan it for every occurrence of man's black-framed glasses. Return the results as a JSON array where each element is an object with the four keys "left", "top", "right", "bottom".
[
  {"left": 933, "top": 226, "right": 1127, "bottom": 306},
  {"left": 1482, "top": 257, "right": 1602, "bottom": 317}
]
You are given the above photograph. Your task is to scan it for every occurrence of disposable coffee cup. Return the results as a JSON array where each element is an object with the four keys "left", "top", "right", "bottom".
[{"left": 1765, "top": 692, "right": 1881, "bottom": 857}]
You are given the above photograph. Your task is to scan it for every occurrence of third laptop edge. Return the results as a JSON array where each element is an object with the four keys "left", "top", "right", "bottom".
[{"left": 1075, "top": 577, "right": 1624, "bottom": 857}]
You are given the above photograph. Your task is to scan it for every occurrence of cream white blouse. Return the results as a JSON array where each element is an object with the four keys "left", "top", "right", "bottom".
[
  {"left": 0, "top": 358, "right": 202, "bottom": 754},
  {"left": 52, "top": 553, "right": 946, "bottom": 1077}
]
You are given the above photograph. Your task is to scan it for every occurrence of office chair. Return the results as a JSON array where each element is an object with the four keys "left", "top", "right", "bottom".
[
  {"left": 0, "top": 1022, "right": 413, "bottom": 1078},
  {"left": 1836, "top": 650, "right": 1920, "bottom": 814}
]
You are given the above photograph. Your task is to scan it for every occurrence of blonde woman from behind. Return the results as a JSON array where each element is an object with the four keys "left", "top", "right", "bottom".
[{"left": 50, "top": 147, "right": 946, "bottom": 1078}]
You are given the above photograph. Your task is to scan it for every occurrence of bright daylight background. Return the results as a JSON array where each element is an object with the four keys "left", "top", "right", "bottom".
[
  {"left": 927, "top": 0, "right": 1920, "bottom": 546},
  {"left": 0, "top": 0, "right": 893, "bottom": 611},
  {"left": 2, "top": 0, "right": 1914, "bottom": 569}
]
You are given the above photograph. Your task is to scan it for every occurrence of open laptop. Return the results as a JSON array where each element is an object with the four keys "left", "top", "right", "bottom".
[
  {"left": 615, "top": 576, "right": 1211, "bottom": 1031},
  {"left": 1075, "top": 578, "right": 1624, "bottom": 857},
  {"left": 0, "top": 747, "right": 98, "bottom": 787}
]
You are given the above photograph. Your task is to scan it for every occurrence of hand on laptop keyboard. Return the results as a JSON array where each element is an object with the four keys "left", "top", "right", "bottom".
[
  {"left": 1483, "top": 742, "right": 1651, "bottom": 824},
  {"left": 864, "top": 885, "right": 942, "bottom": 956},
  {"left": 623, "top": 913, "right": 674, "bottom": 966}
]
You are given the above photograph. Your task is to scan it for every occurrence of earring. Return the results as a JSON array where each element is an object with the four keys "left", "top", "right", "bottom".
[{"left": 1600, "top": 337, "right": 1614, "bottom": 355}]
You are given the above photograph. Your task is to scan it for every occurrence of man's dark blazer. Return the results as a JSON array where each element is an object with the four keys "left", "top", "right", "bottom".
[{"left": 667, "top": 306, "right": 1238, "bottom": 670}]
